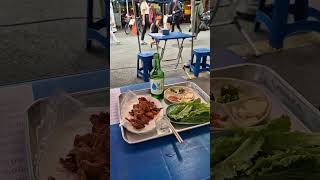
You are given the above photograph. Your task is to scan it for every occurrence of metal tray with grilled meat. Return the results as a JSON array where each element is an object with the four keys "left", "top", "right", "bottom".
[
  {"left": 25, "top": 89, "right": 108, "bottom": 180},
  {"left": 118, "top": 81, "right": 210, "bottom": 144}
]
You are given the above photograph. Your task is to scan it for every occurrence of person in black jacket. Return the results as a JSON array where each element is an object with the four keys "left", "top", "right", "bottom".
[{"left": 168, "top": 0, "right": 183, "bottom": 32}]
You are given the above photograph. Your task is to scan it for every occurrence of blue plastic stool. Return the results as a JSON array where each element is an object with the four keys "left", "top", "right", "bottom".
[
  {"left": 86, "top": 0, "right": 107, "bottom": 49},
  {"left": 137, "top": 51, "right": 154, "bottom": 82},
  {"left": 190, "top": 48, "right": 210, "bottom": 77},
  {"left": 255, "top": 0, "right": 320, "bottom": 49}
]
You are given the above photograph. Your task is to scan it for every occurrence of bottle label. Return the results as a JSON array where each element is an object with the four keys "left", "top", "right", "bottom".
[{"left": 150, "top": 79, "right": 164, "bottom": 95}]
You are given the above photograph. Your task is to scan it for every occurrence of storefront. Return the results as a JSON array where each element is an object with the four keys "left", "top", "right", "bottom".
[{"left": 111, "top": 0, "right": 193, "bottom": 29}]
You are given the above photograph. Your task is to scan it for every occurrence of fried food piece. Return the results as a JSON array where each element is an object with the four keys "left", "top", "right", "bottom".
[
  {"left": 74, "top": 133, "right": 93, "bottom": 147},
  {"left": 145, "top": 112, "right": 154, "bottom": 118},
  {"left": 52, "top": 112, "right": 110, "bottom": 180},
  {"left": 127, "top": 97, "right": 162, "bottom": 129}
]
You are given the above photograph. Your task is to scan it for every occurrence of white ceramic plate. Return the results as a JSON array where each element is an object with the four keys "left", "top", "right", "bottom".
[
  {"left": 164, "top": 86, "right": 195, "bottom": 104},
  {"left": 212, "top": 78, "right": 272, "bottom": 128},
  {"left": 121, "top": 95, "right": 164, "bottom": 134}
]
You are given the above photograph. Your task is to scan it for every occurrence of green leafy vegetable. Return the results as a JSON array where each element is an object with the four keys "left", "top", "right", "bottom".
[
  {"left": 211, "top": 116, "right": 320, "bottom": 180},
  {"left": 217, "top": 84, "right": 240, "bottom": 103},
  {"left": 167, "top": 98, "right": 209, "bottom": 124},
  {"left": 213, "top": 136, "right": 264, "bottom": 180},
  {"left": 211, "top": 136, "right": 246, "bottom": 164}
]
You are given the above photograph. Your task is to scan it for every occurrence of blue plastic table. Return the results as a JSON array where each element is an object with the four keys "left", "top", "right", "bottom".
[
  {"left": 32, "top": 69, "right": 109, "bottom": 100},
  {"left": 110, "top": 78, "right": 210, "bottom": 180},
  {"left": 148, "top": 32, "right": 194, "bottom": 79},
  {"left": 148, "top": 32, "right": 194, "bottom": 71},
  {"left": 149, "top": 32, "right": 194, "bottom": 42}
]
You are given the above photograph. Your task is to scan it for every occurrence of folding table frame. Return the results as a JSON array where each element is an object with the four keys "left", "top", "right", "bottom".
[{"left": 148, "top": 32, "right": 194, "bottom": 79}]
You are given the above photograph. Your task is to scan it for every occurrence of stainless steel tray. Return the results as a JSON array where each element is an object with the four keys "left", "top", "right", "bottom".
[
  {"left": 118, "top": 81, "right": 210, "bottom": 144},
  {"left": 212, "top": 63, "right": 320, "bottom": 133},
  {"left": 25, "top": 89, "right": 108, "bottom": 180}
]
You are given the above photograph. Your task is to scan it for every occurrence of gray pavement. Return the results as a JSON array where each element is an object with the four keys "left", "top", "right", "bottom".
[
  {"left": 110, "top": 24, "right": 210, "bottom": 88},
  {"left": 0, "top": 0, "right": 107, "bottom": 85}
]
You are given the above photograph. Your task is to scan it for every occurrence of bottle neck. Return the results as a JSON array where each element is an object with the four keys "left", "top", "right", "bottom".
[{"left": 154, "top": 58, "right": 161, "bottom": 70}]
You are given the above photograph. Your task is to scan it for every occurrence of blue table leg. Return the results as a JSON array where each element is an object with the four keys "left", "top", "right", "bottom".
[
  {"left": 143, "top": 60, "right": 151, "bottom": 82},
  {"left": 309, "top": 7, "right": 320, "bottom": 20},
  {"left": 293, "top": 0, "right": 309, "bottom": 21},
  {"left": 270, "top": 0, "right": 289, "bottom": 49},
  {"left": 189, "top": 52, "right": 194, "bottom": 72},
  {"left": 254, "top": 0, "right": 266, "bottom": 32},
  {"left": 137, "top": 55, "right": 140, "bottom": 77},
  {"left": 86, "top": 0, "right": 107, "bottom": 48},
  {"left": 194, "top": 55, "right": 201, "bottom": 77},
  {"left": 86, "top": 0, "right": 93, "bottom": 49},
  {"left": 202, "top": 56, "right": 207, "bottom": 69},
  {"left": 104, "top": 0, "right": 109, "bottom": 49}
]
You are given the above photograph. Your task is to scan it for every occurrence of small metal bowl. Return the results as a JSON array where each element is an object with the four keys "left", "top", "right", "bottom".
[{"left": 162, "top": 29, "right": 170, "bottom": 35}]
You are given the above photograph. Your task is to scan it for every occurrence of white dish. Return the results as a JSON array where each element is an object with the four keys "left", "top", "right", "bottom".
[
  {"left": 212, "top": 78, "right": 272, "bottom": 128},
  {"left": 120, "top": 95, "right": 164, "bottom": 134},
  {"left": 164, "top": 86, "right": 195, "bottom": 104}
]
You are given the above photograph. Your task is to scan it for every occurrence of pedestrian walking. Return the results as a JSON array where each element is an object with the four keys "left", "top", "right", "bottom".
[
  {"left": 140, "top": 0, "right": 150, "bottom": 45},
  {"left": 191, "top": 0, "right": 204, "bottom": 39},
  {"left": 110, "top": 17, "right": 120, "bottom": 44},
  {"left": 168, "top": 0, "right": 183, "bottom": 32}
]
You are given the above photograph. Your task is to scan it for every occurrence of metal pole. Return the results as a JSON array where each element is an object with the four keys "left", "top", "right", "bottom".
[
  {"left": 191, "top": 0, "right": 195, "bottom": 63},
  {"left": 132, "top": 0, "right": 141, "bottom": 53},
  {"left": 126, "top": 0, "right": 129, "bottom": 15},
  {"left": 191, "top": 0, "right": 195, "bottom": 35},
  {"left": 119, "top": 2, "right": 122, "bottom": 28}
]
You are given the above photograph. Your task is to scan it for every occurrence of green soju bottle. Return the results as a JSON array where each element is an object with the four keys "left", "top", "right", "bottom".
[{"left": 150, "top": 53, "right": 164, "bottom": 99}]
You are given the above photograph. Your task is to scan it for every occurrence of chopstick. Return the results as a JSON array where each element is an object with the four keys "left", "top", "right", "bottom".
[{"left": 166, "top": 117, "right": 184, "bottom": 143}]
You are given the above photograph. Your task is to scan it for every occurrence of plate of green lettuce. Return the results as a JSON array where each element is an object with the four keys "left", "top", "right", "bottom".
[
  {"left": 211, "top": 116, "right": 320, "bottom": 180},
  {"left": 166, "top": 98, "right": 210, "bottom": 125}
]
